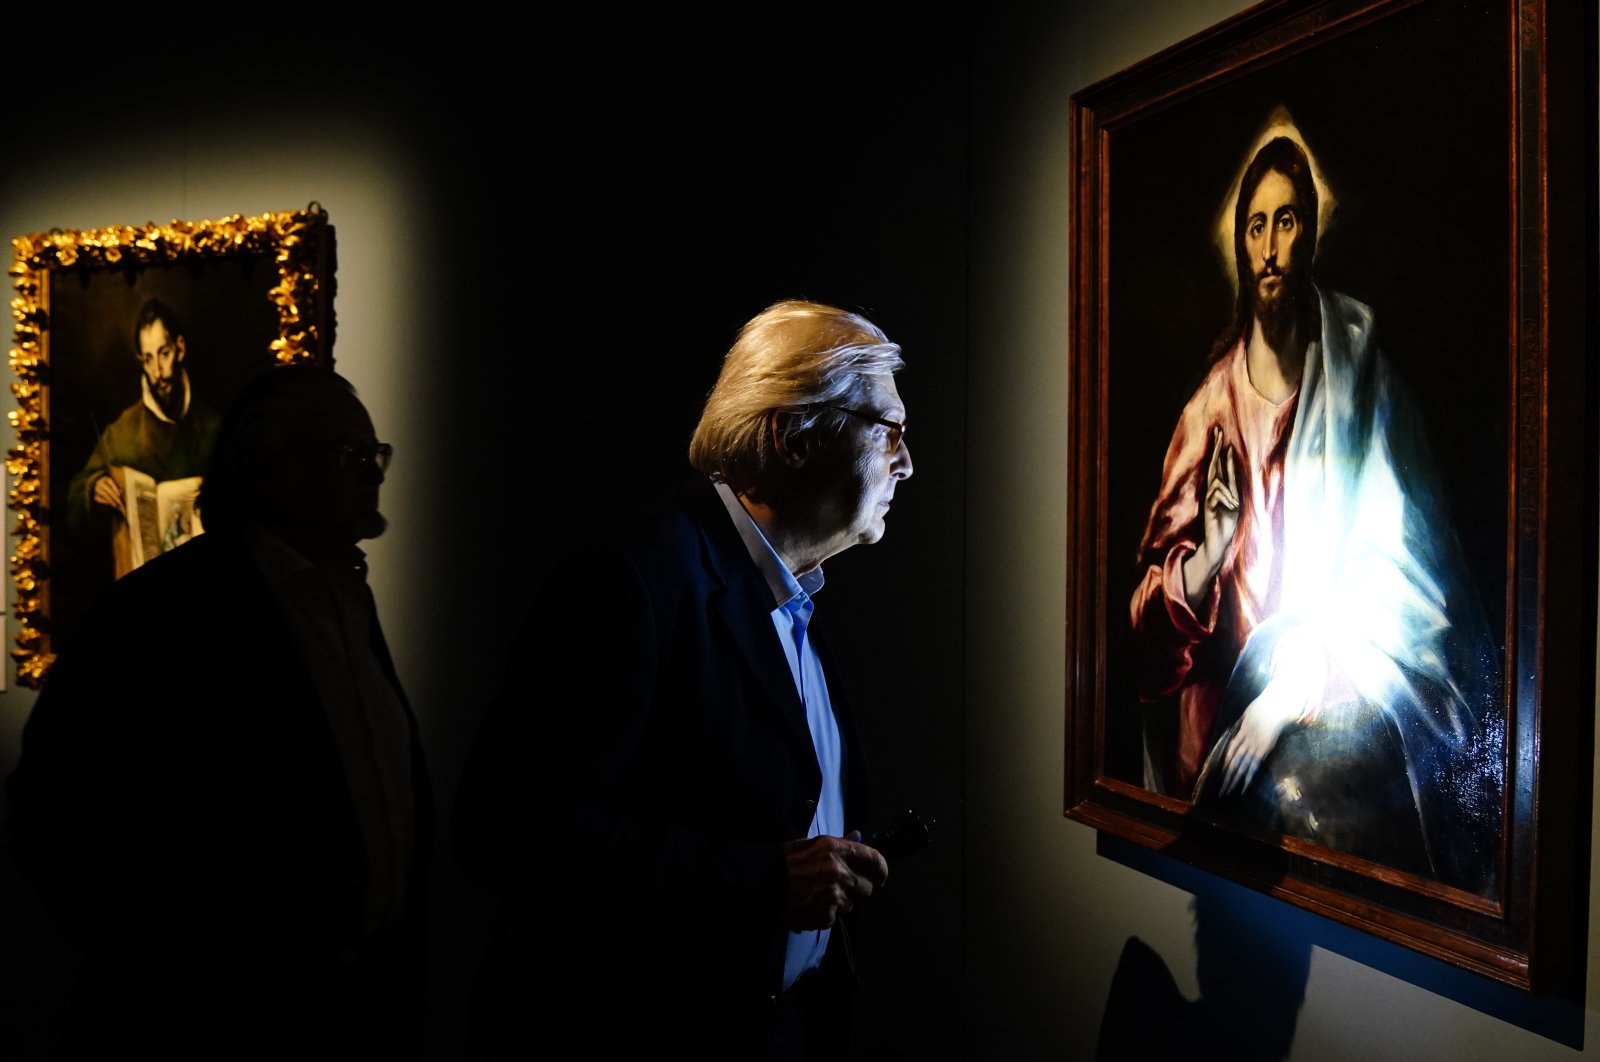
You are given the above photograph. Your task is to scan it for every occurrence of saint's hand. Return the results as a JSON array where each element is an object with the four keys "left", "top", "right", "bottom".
[
  {"left": 1183, "top": 426, "right": 1240, "bottom": 608},
  {"left": 1219, "top": 634, "right": 1324, "bottom": 795},
  {"left": 90, "top": 474, "right": 126, "bottom": 518},
  {"left": 781, "top": 832, "right": 889, "bottom": 931},
  {"left": 1219, "top": 682, "right": 1298, "bottom": 795}
]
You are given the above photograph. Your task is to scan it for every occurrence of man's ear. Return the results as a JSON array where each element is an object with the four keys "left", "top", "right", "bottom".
[
  {"left": 770, "top": 410, "right": 810, "bottom": 469},
  {"left": 175, "top": 336, "right": 186, "bottom": 364}
]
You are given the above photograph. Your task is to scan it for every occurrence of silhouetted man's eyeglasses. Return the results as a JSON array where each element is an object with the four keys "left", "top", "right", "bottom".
[
  {"left": 823, "top": 405, "right": 908, "bottom": 455},
  {"left": 337, "top": 441, "right": 394, "bottom": 474}
]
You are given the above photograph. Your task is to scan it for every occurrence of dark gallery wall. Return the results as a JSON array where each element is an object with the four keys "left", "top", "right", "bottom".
[
  {"left": 0, "top": 9, "right": 968, "bottom": 1059},
  {"left": 441, "top": 9, "right": 973, "bottom": 1054}
]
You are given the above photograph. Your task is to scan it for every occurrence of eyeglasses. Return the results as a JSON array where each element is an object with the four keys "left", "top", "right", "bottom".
[
  {"left": 336, "top": 441, "right": 394, "bottom": 475},
  {"left": 823, "top": 405, "right": 908, "bottom": 455}
]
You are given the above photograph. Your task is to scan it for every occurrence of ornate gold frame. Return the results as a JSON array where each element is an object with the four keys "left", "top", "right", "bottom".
[{"left": 6, "top": 206, "right": 335, "bottom": 687}]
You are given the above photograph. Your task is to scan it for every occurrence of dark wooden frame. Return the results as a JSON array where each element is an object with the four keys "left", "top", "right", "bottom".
[
  {"left": 6, "top": 206, "right": 337, "bottom": 688},
  {"left": 1065, "top": 0, "right": 1592, "bottom": 991}
]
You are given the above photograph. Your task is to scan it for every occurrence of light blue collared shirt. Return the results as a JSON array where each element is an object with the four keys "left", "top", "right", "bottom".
[{"left": 713, "top": 482, "right": 844, "bottom": 991}]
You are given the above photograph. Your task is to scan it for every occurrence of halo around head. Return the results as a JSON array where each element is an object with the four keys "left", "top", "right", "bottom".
[{"left": 1213, "top": 107, "right": 1337, "bottom": 295}]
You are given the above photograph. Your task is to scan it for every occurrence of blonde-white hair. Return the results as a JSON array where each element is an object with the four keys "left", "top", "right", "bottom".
[{"left": 688, "top": 300, "right": 904, "bottom": 496}]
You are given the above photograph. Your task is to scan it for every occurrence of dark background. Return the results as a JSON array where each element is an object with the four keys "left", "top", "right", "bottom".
[
  {"left": 1102, "top": 0, "right": 1512, "bottom": 787},
  {"left": 431, "top": 9, "right": 971, "bottom": 1052},
  {"left": 432, "top": 6, "right": 966, "bottom": 1042}
]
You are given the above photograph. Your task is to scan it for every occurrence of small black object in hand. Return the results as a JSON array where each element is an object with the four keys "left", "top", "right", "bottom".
[{"left": 864, "top": 809, "right": 936, "bottom": 862}]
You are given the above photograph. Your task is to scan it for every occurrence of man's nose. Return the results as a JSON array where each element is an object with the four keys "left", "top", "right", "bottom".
[{"left": 892, "top": 440, "right": 913, "bottom": 479}]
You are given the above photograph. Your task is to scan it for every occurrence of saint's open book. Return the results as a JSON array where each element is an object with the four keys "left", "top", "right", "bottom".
[{"left": 109, "top": 466, "right": 205, "bottom": 579}]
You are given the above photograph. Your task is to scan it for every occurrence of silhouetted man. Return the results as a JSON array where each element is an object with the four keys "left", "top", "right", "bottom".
[
  {"left": 7, "top": 364, "right": 432, "bottom": 1058},
  {"left": 452, "top": 300, "right": 913, "bottom": 1059}
]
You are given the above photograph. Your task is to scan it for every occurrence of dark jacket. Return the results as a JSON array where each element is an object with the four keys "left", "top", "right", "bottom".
[
  {"left": 452, "top": 477, "right": 871, "bottom": 1057},
  {"left": 5, "top": 531, "right": 433, "bottom": 1058}
]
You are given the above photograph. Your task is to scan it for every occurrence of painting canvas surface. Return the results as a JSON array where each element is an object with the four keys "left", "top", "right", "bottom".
[
  {"left": 1101, "top": 2, "right": 1510, "bottom": 896},
  {"left": 47, "top": 257, "right": 279, "bottom": 654}
]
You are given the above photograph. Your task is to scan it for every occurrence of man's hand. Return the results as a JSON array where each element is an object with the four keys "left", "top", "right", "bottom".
[
  {"left": 781, "top": 832, "right": 889, "bottom": 931},
  {"left": 1182, "top": 426, "right": 1240, "bottom": 609},
  {"left": 90, "top": 474, "right": 126, "bottom": 518}
]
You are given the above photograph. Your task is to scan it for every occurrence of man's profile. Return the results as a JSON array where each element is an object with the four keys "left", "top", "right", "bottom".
[
  {"left": 65, "top": 297, "right": 220, "bottom": 573},
  {"left": 1128, "top": 130, "right": 1503, "bottom": 892},
  {"left": 452, "top": 299, "right": 913, "bottom": 1059}
]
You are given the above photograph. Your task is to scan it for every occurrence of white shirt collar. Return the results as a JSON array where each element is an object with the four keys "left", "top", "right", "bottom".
[
  {"left": 140, "top": 370, "right": 192, "bottom": 424},
  {"left": 712, "top": 480, "right": 825, "bottom": 610}
]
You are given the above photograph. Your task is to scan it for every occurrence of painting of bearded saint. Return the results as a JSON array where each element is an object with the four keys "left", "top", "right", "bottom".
[{"left": 1127, "top": 121, "right": 1504, "bottom": 895}]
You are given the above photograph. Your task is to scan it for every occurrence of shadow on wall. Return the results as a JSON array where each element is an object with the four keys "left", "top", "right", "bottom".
[
  {"left": 1095, "top": 888, "right": 1311, "bottom": 1062},
  {"left": 1092, "top": 834, "right": 1588, "bottom": 1050}
]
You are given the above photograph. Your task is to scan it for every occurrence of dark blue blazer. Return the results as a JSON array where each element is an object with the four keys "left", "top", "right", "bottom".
[{"left": 452, "top": 477, "right": 871, "bottom": 1051}]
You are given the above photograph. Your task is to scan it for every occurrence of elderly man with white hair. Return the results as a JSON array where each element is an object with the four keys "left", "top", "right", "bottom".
[{"left": 454, "top": 299, "right": 916, "bottom": 1059}]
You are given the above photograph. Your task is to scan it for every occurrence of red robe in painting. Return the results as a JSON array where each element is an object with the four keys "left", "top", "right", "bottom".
[
  {"left": 1129, "top": 337, "right": 1298, "bottom": 794},
  {"left": 1127, "top": 288, "right": 1503, "bottom": 893}
]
